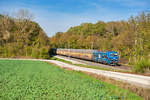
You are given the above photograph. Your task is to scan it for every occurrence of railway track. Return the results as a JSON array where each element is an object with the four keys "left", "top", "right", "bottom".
[{"left": 55, "top": 55, "right": 131, "bottom": 71}]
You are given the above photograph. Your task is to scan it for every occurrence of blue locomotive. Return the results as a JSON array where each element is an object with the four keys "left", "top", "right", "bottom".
[
  {"left": 56, "top": 49, "right": 119, "bottom": 65},
  {"left": 93, "top": 51, "right": 119, "bottom": 65}
]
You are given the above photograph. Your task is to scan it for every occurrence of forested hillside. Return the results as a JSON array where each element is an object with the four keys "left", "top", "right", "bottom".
[
  {"left": 0, "top": 10, "right": 150, "bottom": 71},
  {"left": 50, "top": 12, "right": 150, "bottom": 65},
  {"left": 0, "top": 10, "right": 50, "bottom": 58}
]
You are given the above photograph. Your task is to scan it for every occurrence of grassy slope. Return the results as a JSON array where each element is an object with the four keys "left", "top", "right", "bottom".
[{"left": 0, "top": 60, "right": 143, "bottom": 100}]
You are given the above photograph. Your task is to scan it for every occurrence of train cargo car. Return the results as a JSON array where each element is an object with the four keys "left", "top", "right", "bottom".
[{"left": 56, "top": 49, "right": 95, "bottom": 60}]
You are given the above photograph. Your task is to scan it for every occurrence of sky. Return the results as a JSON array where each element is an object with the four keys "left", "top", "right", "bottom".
[{"left": 0, "top": 0, "right": 150, "bottom": 37}]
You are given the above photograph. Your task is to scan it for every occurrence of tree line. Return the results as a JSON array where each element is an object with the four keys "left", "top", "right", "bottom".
[{"left": 50, "top": 12, "right": 150, "bottom": 66}]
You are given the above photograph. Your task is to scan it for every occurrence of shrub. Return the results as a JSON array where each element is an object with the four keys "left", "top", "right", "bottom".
[
  {"left": 40, "top": 48, "right": 50, "bottom": 59},
  {"left": 133, "top": 59, "right": 150, "bottom": 73},
  {"left": 50, "top": 57, "right": 57, "bottom": 60},
  {"left": 32, "top": 49, "right": 40, "bottom": 58}
]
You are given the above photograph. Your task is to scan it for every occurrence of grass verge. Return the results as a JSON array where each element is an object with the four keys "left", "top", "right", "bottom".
[{"left": 51, "top": 57, "right": 131, "bottom": 73}]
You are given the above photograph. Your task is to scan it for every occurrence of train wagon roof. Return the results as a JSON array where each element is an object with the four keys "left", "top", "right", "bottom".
[{"left": 57, "top": 48, "right": 96, "bottom": 53}]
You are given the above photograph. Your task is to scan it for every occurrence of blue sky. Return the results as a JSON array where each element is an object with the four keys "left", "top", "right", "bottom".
[{"left": 0, "top": 0, "right": 150, "bottom": 37}]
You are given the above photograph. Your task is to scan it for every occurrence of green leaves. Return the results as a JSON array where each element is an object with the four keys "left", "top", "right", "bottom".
[
  {"left": 0, "top": 60, "right": 143, "bottom": 100},
  {"left": 133, "top": 58, "right": 150, "bottom": 73}
]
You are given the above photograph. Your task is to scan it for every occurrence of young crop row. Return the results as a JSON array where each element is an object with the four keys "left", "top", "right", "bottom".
[{"left": 0, "top": 60, "right": 143, "bottom": 100}]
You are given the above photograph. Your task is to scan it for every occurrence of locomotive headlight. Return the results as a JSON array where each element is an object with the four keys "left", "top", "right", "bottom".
[{"left": 98, "top": 54, "right": 101, "bottom": 58}]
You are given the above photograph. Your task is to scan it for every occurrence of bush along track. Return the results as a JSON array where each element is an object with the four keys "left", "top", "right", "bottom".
[
  {"left": 133, "top": 59, "right": 150, "bottom": 73},
  {"left": 0, "top": 60, "right": 143, "bottom": 100}
]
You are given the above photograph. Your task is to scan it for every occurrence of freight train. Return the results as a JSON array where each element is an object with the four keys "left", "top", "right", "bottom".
[{"left": 56, "top": 49, "right": 119, "bottom": 65}]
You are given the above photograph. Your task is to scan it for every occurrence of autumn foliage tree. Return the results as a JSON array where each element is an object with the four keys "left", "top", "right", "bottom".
[
  {"left": 50, "top": 12, "right": 150, "bottom": 64},
  {"left": 0, "top": 9, "right": 50, "bottom": 59}
]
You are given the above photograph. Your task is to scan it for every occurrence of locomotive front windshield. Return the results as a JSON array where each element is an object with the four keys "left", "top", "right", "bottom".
[{"left": 110, "top": 53, "right": 118, "bottom": 57}]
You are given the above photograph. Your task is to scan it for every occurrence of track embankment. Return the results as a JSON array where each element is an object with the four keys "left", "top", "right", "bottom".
[
  {"left": 50, "top": 60, "right": 150, "bottom": 89},
  {"left": 54, "top": 55, "right": 131, "bottom": 71}
]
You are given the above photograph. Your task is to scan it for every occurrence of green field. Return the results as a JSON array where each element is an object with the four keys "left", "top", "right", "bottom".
[{"left": 0, "top": 60, "right": 143, "bottom": 100}]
